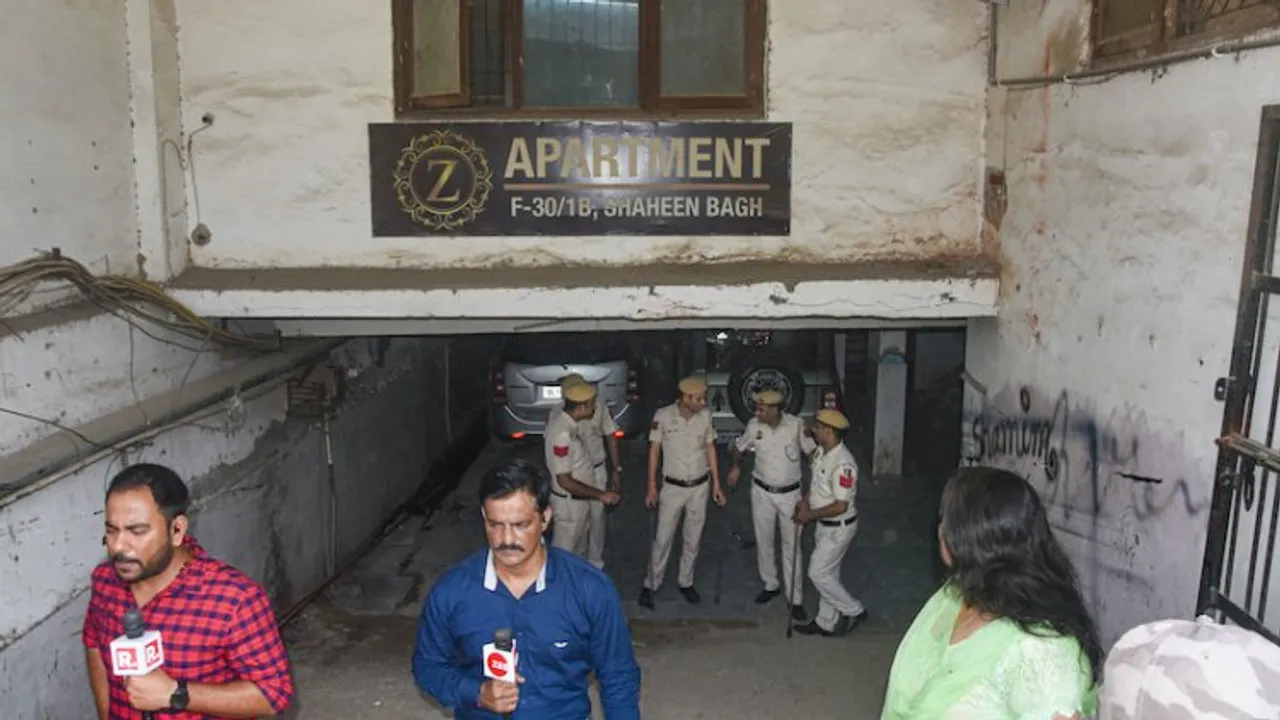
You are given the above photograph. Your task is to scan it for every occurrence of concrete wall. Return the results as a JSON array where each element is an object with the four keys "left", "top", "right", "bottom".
[
  {"left": 0, "top": 311, "right": 237, "bottom": 459},
  {"left": 174, "top": 0, "right": 988, "bottom": 271},
  {"left": 0, "top": 336, "right": 490, "bottom": 719},
  {"left": 968, "top": 0, "right": 1280, "bottom": 646},
  {"left": 2, "top": 0, "right": 188, "bottom": 286},
  {"left": 1, "top": 0, "right": 136, "bottom": 275}
]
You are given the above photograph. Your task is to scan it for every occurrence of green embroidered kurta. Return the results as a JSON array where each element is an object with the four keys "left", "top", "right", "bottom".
[{"left": 881, "top": 585, "right": 1097, "bottom": 719}]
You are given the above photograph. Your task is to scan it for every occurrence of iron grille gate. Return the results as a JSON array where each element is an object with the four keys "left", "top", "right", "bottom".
[{"left": 1197, "top": 104, "right": 1280, "bottom": 645}]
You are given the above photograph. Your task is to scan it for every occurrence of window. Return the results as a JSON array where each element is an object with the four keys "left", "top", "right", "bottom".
[
  {"left": 1093, "top": 0, "right": 1280, "bottom": 61},
  {"left": 393, "top": 0, "right": 766, "bottom": 117}
]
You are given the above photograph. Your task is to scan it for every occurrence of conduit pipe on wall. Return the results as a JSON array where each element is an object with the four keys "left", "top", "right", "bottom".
[
  {"left": 995, "top": 34, "right": 1280, "bottom": 88},
  {"left": 276, "top": 412, "right": 491, "bottom": 628},
  {"left": 323, "top": 410, "right": 337, "bottom": 579},
  {"left": 987, "top": 2, "right": 999, "bottom": 86}
]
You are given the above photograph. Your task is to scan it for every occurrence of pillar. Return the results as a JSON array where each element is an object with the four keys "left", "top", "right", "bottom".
[{"left": 869, "top": 330, "right": 907, "bottom": 476}]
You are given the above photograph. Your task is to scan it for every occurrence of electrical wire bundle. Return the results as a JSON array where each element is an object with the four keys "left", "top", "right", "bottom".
[{"left": 0, "top": 249, "right": 279, "bottom": 351}]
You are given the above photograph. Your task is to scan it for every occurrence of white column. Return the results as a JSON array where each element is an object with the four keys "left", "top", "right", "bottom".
[
  {"left": 125, "top": 0, "right": 188, "bottom": 281},
  {"left": 869, "top": 330, "right": 908, "bottom": 476}
]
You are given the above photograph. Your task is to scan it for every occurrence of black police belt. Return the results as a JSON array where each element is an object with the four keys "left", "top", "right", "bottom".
[
  {"left": 663, "top": 474, "right": 709, "bottom": 488},
  {"left": 819, "top": 514, "right": 859, "bottom": 527},
  {"left": 753, "top": 477, "right": 801, "bottom": 494}
]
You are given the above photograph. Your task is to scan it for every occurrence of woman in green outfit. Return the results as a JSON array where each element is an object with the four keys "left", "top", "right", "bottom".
[{"left": 881, "top": 466, "right": 1103, "bottom": 719}]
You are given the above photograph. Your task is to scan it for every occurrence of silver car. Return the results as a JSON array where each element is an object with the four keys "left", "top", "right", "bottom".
[
  {"left": 687, "top": 330, "right": 845, "bottom": 445},
  {"left": 488, "top": 332, "right": 646, "bottom": 440}
]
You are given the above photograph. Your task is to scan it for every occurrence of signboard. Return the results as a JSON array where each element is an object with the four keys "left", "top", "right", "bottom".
[{"left": 368, "top": 121, "right": 791, "bottom": 236}]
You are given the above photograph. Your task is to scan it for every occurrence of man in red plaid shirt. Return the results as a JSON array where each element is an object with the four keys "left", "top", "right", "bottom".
[{"left": 82, "top": 463, "right": 294, "bottom": 719}]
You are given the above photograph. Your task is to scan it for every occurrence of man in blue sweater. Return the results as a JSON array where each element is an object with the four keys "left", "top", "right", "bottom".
[{"left": 412, "top": 458, "right": 641, "bottom": 718}]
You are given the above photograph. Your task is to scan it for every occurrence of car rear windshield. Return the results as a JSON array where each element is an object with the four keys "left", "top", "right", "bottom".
[{"left": 504, "top": 333, "right": 632, "bottom": 365}]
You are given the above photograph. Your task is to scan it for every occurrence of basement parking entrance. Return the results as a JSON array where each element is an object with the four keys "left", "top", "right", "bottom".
[{"left": 275, "top": 326, "right": 967, "bottom": 718}]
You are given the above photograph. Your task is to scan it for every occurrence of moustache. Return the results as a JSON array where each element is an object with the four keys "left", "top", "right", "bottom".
[
  {"left": 111, "top": 554, "right": 140, "bottom": 565},
  {"left": 495, "top": 544, "right": 524, "bottom": 553}
]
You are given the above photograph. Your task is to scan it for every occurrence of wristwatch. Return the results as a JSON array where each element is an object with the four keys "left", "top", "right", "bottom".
[{"left": 169, "top": 678, "right": 190, "bottom": 711}]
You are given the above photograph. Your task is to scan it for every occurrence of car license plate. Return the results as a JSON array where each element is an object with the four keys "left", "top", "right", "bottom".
[{"left": 541, "top": 385, "right": 561, "bottom": 400}]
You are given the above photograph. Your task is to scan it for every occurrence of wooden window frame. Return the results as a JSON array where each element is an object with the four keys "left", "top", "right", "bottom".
[
  {"left": 1091, "top": 0, "right": 1280, "bottom": 66},
  {"left": 392, "top": 0, "right": 767, "bottom": 120}
]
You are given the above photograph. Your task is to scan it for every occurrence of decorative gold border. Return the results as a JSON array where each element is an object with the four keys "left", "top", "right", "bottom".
[{"left": 392, "top": 130, "right": 493, "bottom": 231}]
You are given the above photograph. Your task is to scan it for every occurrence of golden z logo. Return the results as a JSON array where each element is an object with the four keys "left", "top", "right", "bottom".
[{"left": 393, "top": 130, "right": 493, "bottom": 231}]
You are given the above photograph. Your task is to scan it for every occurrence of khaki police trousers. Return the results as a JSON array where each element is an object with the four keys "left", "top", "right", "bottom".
[
  {"left": 644, "top": 480, "right": 709, "bottom": 591},
  {"left": 808, "top": 520, "right": 866, "bottom": 632},
  {"left": 751, "top": 479, "right": 802, "bottom": 605},
  {"left": 550, "top": 491, "right": 589, "bottom": 557},
  {"left": 584, "top": 464, "right": 608, "bottom": 570}
]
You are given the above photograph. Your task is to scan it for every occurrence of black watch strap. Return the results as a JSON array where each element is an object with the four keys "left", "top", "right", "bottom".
[{"left": 169, "top": 678, "right": 190, "bottom": 711}]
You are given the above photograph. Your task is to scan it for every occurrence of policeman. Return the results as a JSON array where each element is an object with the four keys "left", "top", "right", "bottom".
[
  {"left": 544, "top": 382, "right": 621, "bottom": 557},
  {"left": 727, "top": 389, "right": 815, "bottom": 622},
  {"left": 639, "top": 376, "right": 726, "bottom": 609},
  {"left": 560, "top": 373, "right": 623, "bottom": 570},
  {"left": 792, "top": 408, "right": 868, "bottom": 636}
]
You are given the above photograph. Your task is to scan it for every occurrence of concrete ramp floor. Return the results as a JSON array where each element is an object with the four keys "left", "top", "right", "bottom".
[{"left": 281, "top": 440, "right": 944, "bottom": 718}]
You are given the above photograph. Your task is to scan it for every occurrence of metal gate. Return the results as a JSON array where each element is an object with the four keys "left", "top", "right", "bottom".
[{"left": 1197, "top": 105, "right": 1280, "bottom": 645}]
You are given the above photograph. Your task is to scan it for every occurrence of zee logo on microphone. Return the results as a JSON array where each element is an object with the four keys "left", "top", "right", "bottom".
[{"left": 486, "top": 651, "right": 510, "bottom": 678}]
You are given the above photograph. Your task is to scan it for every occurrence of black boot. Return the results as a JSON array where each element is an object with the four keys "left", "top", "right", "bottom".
[
  {"left": 792, "top": 621, "right": 826, "bottom": 636},
  {"left": 754, "top": 588, "right": 780, "bottom": 604}
]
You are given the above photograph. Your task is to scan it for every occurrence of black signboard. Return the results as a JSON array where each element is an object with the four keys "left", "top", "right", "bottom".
[{"left": 368, "top": 121, "right": 791, "bottom": 236}]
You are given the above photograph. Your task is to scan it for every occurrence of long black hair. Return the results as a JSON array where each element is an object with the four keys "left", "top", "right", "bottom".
[{"left": 939, "top": 466, "right": 1104, "bottom": 683}]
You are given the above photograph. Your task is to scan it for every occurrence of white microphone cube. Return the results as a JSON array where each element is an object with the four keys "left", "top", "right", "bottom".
[
  {"left": 109, "top": 630, "right": 165, "bottom": 676},
  {"left": 481, "top": 639, "right": 518, "bottom": 683}
]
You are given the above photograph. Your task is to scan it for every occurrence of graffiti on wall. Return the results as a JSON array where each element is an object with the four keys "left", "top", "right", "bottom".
[
  {"left": 964, "top": 383, "right": 1214, "bottom": 642},
  {"left": 965, "top": 386, "right": 1206, "bottom": 522},
  {"left": 969, "top": 387, "right": 1071, "bottom": 483}
]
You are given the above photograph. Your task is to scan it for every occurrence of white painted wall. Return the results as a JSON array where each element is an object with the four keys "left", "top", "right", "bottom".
[
  {"left": 968, "top": 0, "right": 1280, "bottom": 646},
  {"left": 0, "top": 0, "right": 136, "bottom": 276},
  {"left": 174, "top": 0, "right": 988, "bottom": 271}
]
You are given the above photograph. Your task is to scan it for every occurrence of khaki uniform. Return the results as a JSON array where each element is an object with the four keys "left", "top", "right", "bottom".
[
  {"left": 577, "top": 402, "right": 619, "bottom": 570},
  {"left": 644, "top": 403, "right": 715, "bottom": 591},
  {"left": 806, "top": 442, "right": 865, "bottom": 631},
  {"left": 734, "top": 413, "right": 815, "bottom": 604},
  {"left": 544, "top": 409, "right": 593, "bottom": 557}
]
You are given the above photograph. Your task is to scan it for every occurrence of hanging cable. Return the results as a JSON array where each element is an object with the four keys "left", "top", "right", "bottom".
[{"left": 0, "top": 249, "right": 279, "bottom": 351}]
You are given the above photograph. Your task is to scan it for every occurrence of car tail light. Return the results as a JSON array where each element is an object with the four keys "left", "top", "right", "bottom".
[
  {"left": 491, "top": 364, "right": 506, "bottom": 405},
  {"left": 820, "top": 386, "right": 842, "bottom": 411},
  {"left": 612, "top": 430, "right": 625, "bottom": 439},
  {"left": 626, "top": 359, "right": 641, "bottom": 403},
  {"left": 511, "top": 431, "right": 526, "bottom": 440}
]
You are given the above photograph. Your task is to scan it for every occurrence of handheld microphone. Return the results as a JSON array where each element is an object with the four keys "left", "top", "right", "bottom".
[
  {"left": 109, "top": 608, "right": 164, "bottom": 720},
  {"left": 483, "top": 628, "right": 518, "bottom": 718}
]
